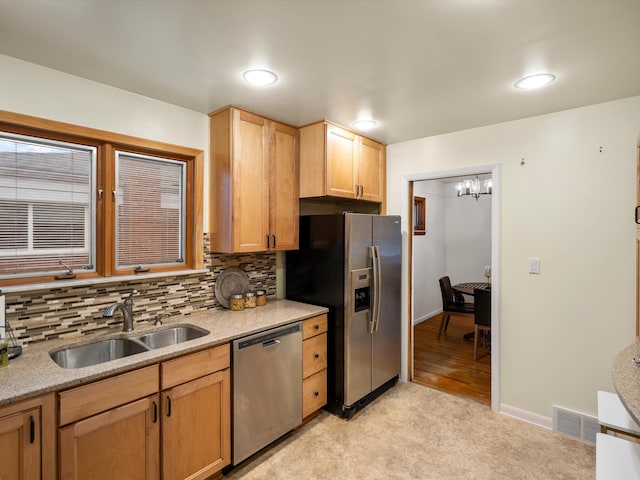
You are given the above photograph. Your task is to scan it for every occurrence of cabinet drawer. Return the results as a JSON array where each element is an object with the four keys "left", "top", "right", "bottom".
[
  {"left": 302, "top": 314, "right": 328, "bottom": 340},
  {"left": 59, "top": 365, "right": 159, "bottom": 426},
  {"left": 302, "top": 370, "right": 327, "bottom": 418},
  {"left": 161, "top": 343, "right": 230, "bottom": 389},
  {"left": 303, "top": 333, "right": 327, "bottom": 378}
]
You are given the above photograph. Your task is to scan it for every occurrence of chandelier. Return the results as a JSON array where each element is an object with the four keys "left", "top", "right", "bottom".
[{"left": 455, "top": 176, "right": 492, "bottom": 200}]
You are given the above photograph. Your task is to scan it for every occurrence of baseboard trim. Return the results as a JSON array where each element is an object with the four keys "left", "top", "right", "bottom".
[
  {"left": 414, "top": 309, "right": 442, "bottom": 325},
  {"left": 500, "top": 403, "right": 553, "bottom": 430}
]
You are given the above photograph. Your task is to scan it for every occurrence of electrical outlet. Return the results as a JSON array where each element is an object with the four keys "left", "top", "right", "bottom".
[{"left": 528, "top": 257, "right": 540, "bottom": 274}]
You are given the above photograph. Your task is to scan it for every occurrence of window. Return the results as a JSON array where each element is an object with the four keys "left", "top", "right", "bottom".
[
  {"left": 413, "top": 196, "right": 426, "bottom": 236},
  {"left": 115, "top": 151, "right": 185, "bottom": 270},
  {"left": 0, "top": 133, "right": 96, "bottom": 279},
  {"left": 0, "top": 111, "right": 203, "bottom": 286}
]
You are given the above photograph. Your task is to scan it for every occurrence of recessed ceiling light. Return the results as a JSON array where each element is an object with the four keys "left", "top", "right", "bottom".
[
  {"left": 352, "top": 120, "right": 377, "bottom": 131},
  {"left": 514, "top": 73, "right": 556, "bottom": 90},
  {"left": 242, "top": 69, "right": 278, "bottom": 86}
]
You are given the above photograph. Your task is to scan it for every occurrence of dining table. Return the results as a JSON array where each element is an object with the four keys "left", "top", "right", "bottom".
[{"left": 453, "top": 282, "right": 491, "bottom": 296}]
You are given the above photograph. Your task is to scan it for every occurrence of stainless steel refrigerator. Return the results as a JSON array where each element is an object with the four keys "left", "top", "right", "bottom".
[{"left": 286, "top": 213, "right": 401, "bottom": 418}]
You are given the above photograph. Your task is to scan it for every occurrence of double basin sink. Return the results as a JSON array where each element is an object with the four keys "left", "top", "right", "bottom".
[{"left": 50, "top": 324, "right": 209, "bottom": 369}]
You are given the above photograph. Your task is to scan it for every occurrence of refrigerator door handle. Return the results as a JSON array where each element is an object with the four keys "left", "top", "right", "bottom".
[{"left": 370, "top": 245, "right": 382, "bottom": 333}]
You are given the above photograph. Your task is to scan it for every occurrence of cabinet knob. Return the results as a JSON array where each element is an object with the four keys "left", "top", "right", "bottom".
[
  {"left": 314, "top": 353, "right": 319, "bottom": 359},
  {"left": 314, "top": 391, "right": 319, "bottom": 397},
  {"left": 314, "top": 324, "right": 319, "bottom": 330}
]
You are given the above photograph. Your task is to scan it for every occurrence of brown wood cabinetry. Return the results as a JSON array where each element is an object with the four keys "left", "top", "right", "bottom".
[
  {"left": 161, "top": 344, "right": 230, "bottom": 480},
  {"left": 58, "top": 366, "right": 160, "bottom": 480},
  {"left": 0, "top": 393, "right": 55, "bottom": 480},
  {"left": 209, "top": 106, "right": 298, "bottom": 253},
  {"left": 299, "top": 121, "right": 385, "bottom": 203},
  {"left": 301, "top": 314, "right": 328, "bottom": 418},
  {"left": 57, "top": 345, "right": 231, "bottom": 480}
]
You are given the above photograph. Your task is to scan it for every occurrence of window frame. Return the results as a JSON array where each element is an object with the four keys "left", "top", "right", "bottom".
[{"left": 0, "top": 110, "right": 204, "bottom": 287}]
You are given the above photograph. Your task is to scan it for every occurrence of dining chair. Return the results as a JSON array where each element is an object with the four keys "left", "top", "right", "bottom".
[
  {"left": 473, "top": 287, "right": 491, "bottom": 360},
  {"left": 437, "top": 276, "right": 474, "bottom": 340}
]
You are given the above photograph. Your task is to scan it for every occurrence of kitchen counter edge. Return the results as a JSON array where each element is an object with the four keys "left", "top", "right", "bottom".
[
  {"left": 612, "top": 342, "right": 640, "bottom": 425},
  {"left": 0, "top": 299, "right": 328, "bottom": 407}
]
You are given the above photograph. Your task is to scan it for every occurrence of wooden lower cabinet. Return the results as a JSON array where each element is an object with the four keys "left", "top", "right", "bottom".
[
  {"left": 301, "top": 315, "right": 328, "bottom": 419},
  {"left": 59, "top": 395, "right": 160, "bottom": 480},
  {"left": 162, "top": 369, "right": 230, "bottom": 480},
  {"left": 0, "top": 393, "right": 55, "bottom": 480},
  {"left": 57, "top": 344, "right": 231, "bottom": 480}
]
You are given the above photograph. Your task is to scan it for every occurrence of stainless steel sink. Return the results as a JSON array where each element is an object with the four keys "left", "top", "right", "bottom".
[
  {"left": 50, "top": 324, "right": 210, "bottom": 368},
  {"left": 50, "top": 338, "right": 150, "bottom": 369},
  {"left": 133, "top": 324, "right": 209, "bottom": 349}
]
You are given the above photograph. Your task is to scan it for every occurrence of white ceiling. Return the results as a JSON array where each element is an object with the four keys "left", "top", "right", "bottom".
[{"left": 0, "top": 0, "right": 639, "bottom": 145}]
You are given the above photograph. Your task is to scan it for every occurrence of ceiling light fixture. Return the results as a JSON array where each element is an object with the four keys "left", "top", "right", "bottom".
[
  {"left": 242, "top": 69, "right": 278, "bottom": 86},
  {"left": 514, "top": 73, "right": 556, "bottom": 90},
  {"left": 352, "top": 119, "right": 377, "bottom": 131},
  {"left": 455, "top": 176, "right": 492, "bottom": 201}
]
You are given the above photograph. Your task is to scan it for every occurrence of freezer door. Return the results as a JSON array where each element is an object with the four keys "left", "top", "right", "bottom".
[
  {"left": 344, "top": 214, "right": 373, "bottom": 406},
  {"left": 371, "top": 215, "right": 402, "bottom": 390}
]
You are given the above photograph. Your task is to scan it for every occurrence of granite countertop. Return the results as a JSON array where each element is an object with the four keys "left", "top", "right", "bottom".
[
  {"left": 0, "top": 299, "right": 328, "bottom": 407},
  {"left": 611, "top": 342, "right": 640, "bottom": 425}
]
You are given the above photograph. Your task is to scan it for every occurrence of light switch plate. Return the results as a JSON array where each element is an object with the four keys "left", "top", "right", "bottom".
[{"left": 528, "top": 257, "right": 540, "bottom": 274}]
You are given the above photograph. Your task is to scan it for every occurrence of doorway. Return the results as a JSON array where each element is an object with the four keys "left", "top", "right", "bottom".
[{"left": 406, "top": 166, "right": 499, "bottom": 411}]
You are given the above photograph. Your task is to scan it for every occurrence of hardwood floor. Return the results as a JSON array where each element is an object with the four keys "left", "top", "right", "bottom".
[{"left": 413, "top": 313, "right": 491, "bottom": 406}]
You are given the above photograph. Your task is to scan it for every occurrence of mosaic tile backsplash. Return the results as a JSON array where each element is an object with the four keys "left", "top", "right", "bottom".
[{"left": 4, "top": 234, "right": 276, "bottom": 345}]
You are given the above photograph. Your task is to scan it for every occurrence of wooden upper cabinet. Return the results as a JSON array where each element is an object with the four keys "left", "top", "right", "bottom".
[
  {"left": 299, "top": 121, "right": 385, "bottom": 203},
  {"left": 358, "top": 136, "right": 385, "bottom": 202},
  {"left": 326, "top": 125, "right": 358, "bottom": 198},
  {"left": 269, "top": 121, "right": 299, "bottom": 251},
  {"left": 209, "top": 106, "right": 298, "bottom": 253}
]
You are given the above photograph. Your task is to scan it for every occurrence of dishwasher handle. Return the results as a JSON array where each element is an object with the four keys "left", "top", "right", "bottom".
[
  {"left": 262, "top": 339, "right": 281, "bottom": 348},
  {"left": 234, "top": 323, "right": 301, "bottom": 351}
]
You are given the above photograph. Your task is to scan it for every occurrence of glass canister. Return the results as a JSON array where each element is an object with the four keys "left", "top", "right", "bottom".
[
  {"left": 244, "top": 291, "right": 257, "bottom": 308},
  {"left": 230, "top": 294, "right": 245, "bottom": 311},
  {"left": 255, "top": 290, "right": 267, "bottom": 306}
]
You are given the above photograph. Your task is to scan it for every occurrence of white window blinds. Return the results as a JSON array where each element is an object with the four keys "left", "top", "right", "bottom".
[
  {"left": 0, "top": 133, "right": 96, "bottom": 279},
  {"left": 115, "top": 151, "right": 185, "bottom": 270}
]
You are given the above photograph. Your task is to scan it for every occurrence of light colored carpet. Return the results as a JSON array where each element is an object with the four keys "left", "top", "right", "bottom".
[{"left": 225, "top": 382, "right": 595, "bottom": 479}]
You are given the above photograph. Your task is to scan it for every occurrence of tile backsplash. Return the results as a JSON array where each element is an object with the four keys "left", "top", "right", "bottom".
[{"left": 4, "top": 234, "right": 276, "bottom": 345}]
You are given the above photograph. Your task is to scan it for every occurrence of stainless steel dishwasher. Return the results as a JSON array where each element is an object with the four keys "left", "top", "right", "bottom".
[{"left": 232, "top": 322, "right": 302, "bottom": 465}]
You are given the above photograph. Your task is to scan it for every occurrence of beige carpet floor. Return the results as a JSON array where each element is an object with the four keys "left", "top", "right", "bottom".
[{"left": 225, "top": 382, "right": 595, "bottom": 480}]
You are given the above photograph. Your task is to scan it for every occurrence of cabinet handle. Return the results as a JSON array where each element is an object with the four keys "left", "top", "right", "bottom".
[
  {"left": 636, "top": 206, "right": 640, "bottom": 224},
  {"left": 314, "top": 353, "right": 319, "bottom": 359},
  {"left": 360, "top": 185, "right": 364, "bottom": 198},
  {"left": 314, "top": 324, "right": 319, "bottom": 330},
  {"left": 152, "top": 401, "right": 158, "bottom": 423},
  {"left": 314, "top": 391, "right": 319, "bottom": 397},
  {"left": 29, "top": 416, "right": 35, "bottom": 444},
  {"left": 266, "top": 235, "right": 270, "bottom": 248},
  {"left": 272, "top": 235, "right": 276, "bottom": 249},
  {"left": 166, "top": 397, "right": 172, "bottom": 417}
]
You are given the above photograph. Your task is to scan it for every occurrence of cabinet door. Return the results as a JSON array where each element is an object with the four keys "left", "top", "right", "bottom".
[
  {"left": 162, "top": 369, "right": 230, "bottom": 480},
  {"left": 358, "top": 137, "right": 385, "bottom": 203},
  {"left": 270, "top": 121, "right": 299, "bottom": 251},
  {"left": 0, "top": 407, "right": 40, "bottom": 480},
  {"left": 326, "top": 125, "right": 358, "bottom": 199},
  {"left": 233, "top": 109, "right": 270, "bottom": 252},
  {"left": 59, "top": 395, "right": 160, "bottom": 480}
]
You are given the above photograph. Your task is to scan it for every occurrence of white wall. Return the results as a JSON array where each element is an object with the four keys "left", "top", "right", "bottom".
[
  {"left": 444, "top": 182, "right": 492, "bottom": 285},
  {"left": 412, "top": 180, "right": 446, "bottom": 323},
  {"left": 388, "top": 95, "right": 640, "bottom": 422}
]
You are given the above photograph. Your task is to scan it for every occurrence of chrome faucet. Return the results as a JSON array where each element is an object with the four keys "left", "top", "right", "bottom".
[{"left": 103, "top": 290, "right": 138, "bottom": 332}]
